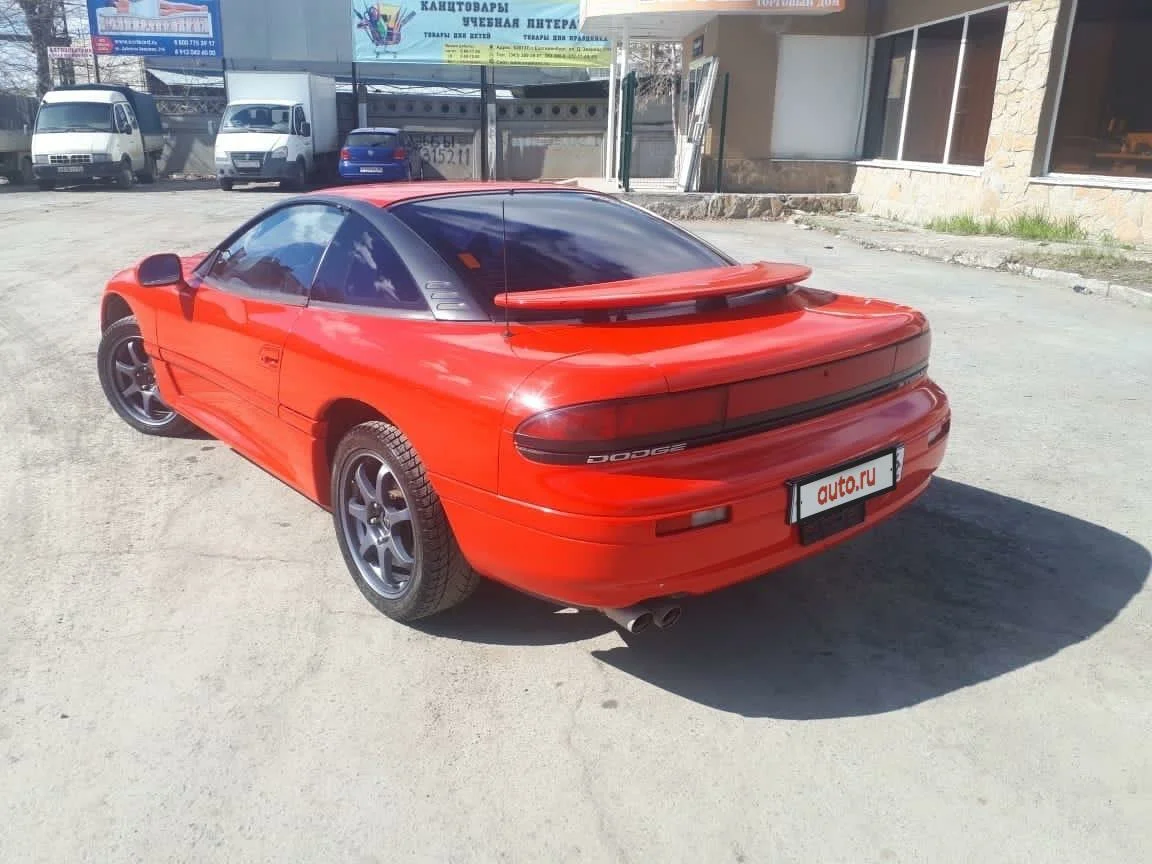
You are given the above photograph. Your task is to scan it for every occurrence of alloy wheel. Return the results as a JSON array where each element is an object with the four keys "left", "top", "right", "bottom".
[
  {"left": 338, "top": 452, "right": 417, "bottom": 599},
  {"left": 107, "top": 334, "right": 175, "bottom": 427}
]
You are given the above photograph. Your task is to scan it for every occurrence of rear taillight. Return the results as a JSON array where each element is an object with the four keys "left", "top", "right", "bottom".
[
  {"left": 340, "top": 148, "right": 350, "bottom": 161},
  {"left": 393, "top": 147, "right": 407, "bottom": 160},
  {"left": 513, "top": 331, "right": 933, "bottom": 465},
  {"left": 514, "top": 389, "right": 727, "bottom": 464}
]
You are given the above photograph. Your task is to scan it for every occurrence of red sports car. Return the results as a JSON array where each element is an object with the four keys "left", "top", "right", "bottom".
[{"left": 97, "top": 182, "right": 950, "bottom": 632}]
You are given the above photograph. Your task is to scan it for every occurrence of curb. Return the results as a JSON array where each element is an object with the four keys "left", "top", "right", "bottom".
[{"left": 795, "top": 218, "right": 1152, "bottom": 311}]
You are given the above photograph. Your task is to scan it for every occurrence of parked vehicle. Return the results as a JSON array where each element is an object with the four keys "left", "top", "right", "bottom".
[
  {"left": 96, "top": 183, "right": 951, "bottom": 630},
  {"left": 338, "top": 127, "right": 424, "bottom": 182},
  {"left": 31, "top": 84, "right": 165, "bottom": 190},
  {"left": 215, "top": 71, "right": 338, "bottom": 191},
  {"left": 0, "top": 91, "right": 36, "bottom": 185}
]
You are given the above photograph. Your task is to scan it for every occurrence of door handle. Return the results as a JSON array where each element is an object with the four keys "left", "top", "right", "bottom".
[{"left": 259, "top": 345, "right": 281, "bottom": 368}]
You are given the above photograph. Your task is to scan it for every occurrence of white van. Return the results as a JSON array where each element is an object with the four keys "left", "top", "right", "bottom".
[{"left": 31, "top": 85, "right": 165, "bottom": 191}]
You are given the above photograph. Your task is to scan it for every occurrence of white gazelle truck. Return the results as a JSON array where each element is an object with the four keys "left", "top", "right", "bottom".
[{"left": 214, "top": 71, "right": 339, "bottom": 191}]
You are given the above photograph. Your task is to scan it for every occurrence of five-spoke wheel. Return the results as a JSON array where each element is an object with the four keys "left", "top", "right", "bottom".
[
  {"left": 331, "top": 421, "right": 478, "bottom": 621},
  {"left": 97, "top": 315, "right": 193, "bottom": 436},
  {"left": 340, "top": 452, "right": 416, "bottom": 599}
]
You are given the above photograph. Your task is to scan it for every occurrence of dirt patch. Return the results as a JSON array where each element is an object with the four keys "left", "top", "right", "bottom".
[{"left": 1008, "top": 250, "right": 1152, "bottom": 290}]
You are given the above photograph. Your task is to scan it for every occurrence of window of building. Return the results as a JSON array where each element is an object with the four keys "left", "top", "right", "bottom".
[
  {"left": 1048, "top": 0, "right": 1152, "bottom": 179},
  {"left": 863, "top": 6, "right": 1008, "bottom": 167}
]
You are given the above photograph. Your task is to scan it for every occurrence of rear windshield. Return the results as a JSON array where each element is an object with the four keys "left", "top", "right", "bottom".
[
  {"left": 390, "top": 191, "right": 730, "bottom": 307},
  {"left": 346, "top": 131, "right": 400, "bottom": 147}
]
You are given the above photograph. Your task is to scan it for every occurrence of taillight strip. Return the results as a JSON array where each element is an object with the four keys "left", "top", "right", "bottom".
[{"left": 515, "top": 362, "right": 928, "bottom": 465}]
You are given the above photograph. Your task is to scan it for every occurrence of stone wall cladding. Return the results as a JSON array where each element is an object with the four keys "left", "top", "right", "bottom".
[
  {"left": 852, "top": 0, "right": 1152, "bottom": 245},
  {"left": 622, "top": 192, "right": 859, "bottom": 221}
]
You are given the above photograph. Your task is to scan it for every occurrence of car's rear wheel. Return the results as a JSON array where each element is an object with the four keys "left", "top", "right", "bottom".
[
  {"left": 331, "top": 421, "right": 478, "bottom": 621},
  {"left": 97, "top": 316, "right": 194, "bottom": 436},
  {"left": 218, "top": 178, "right": 234, "bottom": 191}
]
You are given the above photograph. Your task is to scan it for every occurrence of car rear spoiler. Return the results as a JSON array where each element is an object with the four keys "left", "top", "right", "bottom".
[{"left": 491, "top": 262, "right": 812, "bottom": 312}]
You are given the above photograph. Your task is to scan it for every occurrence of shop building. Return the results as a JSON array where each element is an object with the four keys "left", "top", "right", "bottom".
[{"left": 583, "top": 0, "right": 1152, "bottom": 243}]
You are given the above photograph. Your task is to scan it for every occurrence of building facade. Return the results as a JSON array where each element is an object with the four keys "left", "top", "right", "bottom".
[{"left": 591, "top": 0, "right": 1152, "bottom": 243}]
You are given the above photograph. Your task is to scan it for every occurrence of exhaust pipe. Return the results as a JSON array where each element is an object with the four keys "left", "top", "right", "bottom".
[
  {"left": 601, "top": 605, "right": 655, "bottom": 633},
  {"left": 651, "top": 602, "right": 682, "bottom": 629}
]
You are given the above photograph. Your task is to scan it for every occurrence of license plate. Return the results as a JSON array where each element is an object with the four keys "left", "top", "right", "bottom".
[
  {"left": 359, "top": 166, "right": 383, "bottom": 173},
  {"left": 788, "top": 447, "right": 903, "bottom": 524},
  {"left": 234, "top": 160, "right": 260, "bottom": 168},
  {"left": 57, "top": 165, "right": 83, "bottom": 173}
]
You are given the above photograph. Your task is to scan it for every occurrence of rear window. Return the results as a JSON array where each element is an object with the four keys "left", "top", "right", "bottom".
[
  {"left": 346, "top": 131, "right": 400, "bottom": 147},
  {"left": 389, "top": 191, "right": 730, "bottom": 307}
]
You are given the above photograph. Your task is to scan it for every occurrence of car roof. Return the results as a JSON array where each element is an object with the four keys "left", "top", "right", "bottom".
[
  {"left": 308, "top": 181, "right": 589, "bottom": 208},
  {"left": 348, "top": 127, "right": 401, "bottom": 134}
]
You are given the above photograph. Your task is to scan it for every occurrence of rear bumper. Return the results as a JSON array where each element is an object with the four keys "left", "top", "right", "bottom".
[
  {"left": 436, "top": 378, "right": 951, "bottom": 608},
  {"left": 338, "top": 162, "right": 409, "bottom": 181},
  {"left": 34, "top": 162, "right": 121, "bottom": 181}
]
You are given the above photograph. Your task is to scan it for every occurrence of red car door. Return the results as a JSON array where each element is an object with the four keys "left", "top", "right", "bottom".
[{"left": 155, "top": 202, "right": 345, "bottom": 475}]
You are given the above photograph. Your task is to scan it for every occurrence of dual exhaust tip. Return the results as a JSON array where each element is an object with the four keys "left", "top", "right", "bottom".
[{"left": 601, "top": 601, "right": 682, "bottom": 633}]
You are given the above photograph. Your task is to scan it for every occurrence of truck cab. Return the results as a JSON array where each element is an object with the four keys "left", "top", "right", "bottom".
[
  {"left": 214, "top": 99, "right": 312, "bottom": 190},
  {"left": 31, "top": 86, "right": 164, "bottom": 191}
]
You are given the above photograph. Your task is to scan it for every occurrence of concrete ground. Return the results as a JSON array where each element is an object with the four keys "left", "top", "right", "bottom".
[{"left": 1, "top": 182, "right": 1149, "bottom": 864}]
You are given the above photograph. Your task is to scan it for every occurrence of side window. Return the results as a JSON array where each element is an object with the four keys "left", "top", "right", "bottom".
[
  {"left": 311, "top": 213, "right": 426, "bottom": 310},
  {"left": 114, "top": 104, "right": 129, "bottom": 132},
  {"left": 121, "top": 104, "right": 137, "bottom": 130},
  {"left": 294, "top": 106, "right": 306, "bottom": 134},
  {"left": 210, "top": 204, "right": 344, "bottom": 299}
]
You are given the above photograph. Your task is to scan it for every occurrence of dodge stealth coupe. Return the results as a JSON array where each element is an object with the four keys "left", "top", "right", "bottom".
[{"left": 96, "top": 182, "right": 951, "bottom": 631}]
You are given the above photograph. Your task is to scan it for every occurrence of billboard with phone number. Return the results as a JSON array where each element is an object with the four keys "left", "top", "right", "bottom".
[
  {"left": 353, "top": 1, "right": 611, "bottom": 66},
  {"left": 87, "top": 0, "right": 223, "bottom": 57}
]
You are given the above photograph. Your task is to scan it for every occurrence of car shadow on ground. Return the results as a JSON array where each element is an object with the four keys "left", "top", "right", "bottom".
[{"left": 421, "top": 478, "right": 1149, "bottom": 718}]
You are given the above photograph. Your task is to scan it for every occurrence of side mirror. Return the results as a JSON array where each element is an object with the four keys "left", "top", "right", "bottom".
[
  {"left": 137, "top": 253, "right": 184, "bottom": 287},
  {"left": 299, "top": 121, "right": 311, "bottom": 137}
]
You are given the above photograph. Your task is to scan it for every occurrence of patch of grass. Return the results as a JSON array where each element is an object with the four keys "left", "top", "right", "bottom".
[
  {"left": 925, "top": 210, "right": 1088, "bottom": 243},
  {"left": 1002, "top": 211, "right": 1086, "bottom": 242},
  {"left": 925, "top": 213, "right": 988, "bottom": 235}
]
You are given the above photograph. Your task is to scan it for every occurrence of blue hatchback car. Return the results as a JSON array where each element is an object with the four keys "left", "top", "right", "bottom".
[{"left": 338, "top": 127, "right": 424, "bottom": 182}]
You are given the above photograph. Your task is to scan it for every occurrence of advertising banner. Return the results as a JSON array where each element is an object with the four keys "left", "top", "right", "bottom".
[
  {"left": 582, "top": 0, "right": 843, "bottom": 14},
  {"left": 352, "top": 1, "right": 612, "bottom": 66},
  {"left": 86, "top": 0, "right": 224, "bottom": 58}
]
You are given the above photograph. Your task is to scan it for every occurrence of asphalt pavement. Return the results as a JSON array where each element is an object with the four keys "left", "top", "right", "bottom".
[{"left": 1, "top": 182, "right": 1149, "bottom": 863}]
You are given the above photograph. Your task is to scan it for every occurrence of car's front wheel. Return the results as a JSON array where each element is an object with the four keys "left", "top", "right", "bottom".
[
  {"left": 331, "top": 421, "right": 478, "bottom": 621},
  {"left": 97, "top": 316, "right": 194, "bottom": 436}
]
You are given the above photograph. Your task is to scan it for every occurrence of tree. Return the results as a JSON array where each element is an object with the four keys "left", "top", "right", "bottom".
[{"left": 0, "top": 0, "right": 69, "bottom": 96}]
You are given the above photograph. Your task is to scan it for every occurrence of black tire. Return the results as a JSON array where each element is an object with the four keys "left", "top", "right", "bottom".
[
  {"left": 37, "top": 179, "right": 55, "bottom": 191},
  {"left": 116, "top": 158, "right": 135, "bottom": 190},
  {"left": 16, "top": 157, "right": 34, "bottom": 185},
  {"left": 218, "top": 178, "right": 234, "bottom": 191},
  {"left": 331, "top": 421, "right": 478, "bottom": 622},
  {"left": 97, "top": 315, "right": 194, "bottom": 437},
  {"left": 138, "top": 154, "right": 157, "bottom": 184},
  {"left": 279, "top": 157, "right": 306, "bottom": 191}
]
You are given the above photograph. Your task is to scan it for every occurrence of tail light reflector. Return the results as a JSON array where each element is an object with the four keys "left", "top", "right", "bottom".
[
  {"left": 655, "top": 506, "right": 731, "bottom": 536},
  {"left": 394, "top": 147, "right": 407, "bottom": 160},
  {"left": 514, "top": 388, "right": 727, "bottom": 459},
  {"left": 340, "top": 148, "right": 351, "bottom": 161}
]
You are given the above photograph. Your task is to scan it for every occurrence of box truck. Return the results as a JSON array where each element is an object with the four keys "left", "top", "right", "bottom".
[
  {"left": 0, "top": 92, "right": 36, "bottom": 185},
  {"left": 215, "top": 71, "right": 339, "bottom": 191},
  {"left": 30, "top": 84, "right": 165, "bottom": 190}
]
